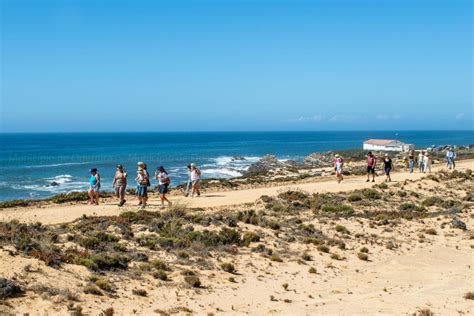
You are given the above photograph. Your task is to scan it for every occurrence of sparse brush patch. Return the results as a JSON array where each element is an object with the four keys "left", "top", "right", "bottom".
[
  {"left": 84, "top": 285, "right": 103, "bottom": 296},
  {"left": 399, "top": 203, "right": 425, "bottom": 212},
  {"left": 95, "top": 279, "right": 112, "bottom": 292},
  {"left": 360, "top": 188, "right": 382, "bottom": 199},
  {"left": 422, "top": 196, "right": 443, "bottom": 207},
  {"left": 132, "top": 289, "right": 147, "bottom": 297},
  {"left": 414, "top": 308, "right": 434, "bottom": 316},
  {"left": 463, "top": 292, "right": 474, "bottom": 300},
  {"left": 270, "top": 254, "right": 283, "bottom": 262},
  {"left": 177, "top": 250, "right": 190, "bottom": 259},
  {"left": 335, "top": 225, "right": 350, "bottom": 234},
  {"left": 0, "top": 200, "right": 31, "bottom": 208},
  {"left": 153, "top": 270, "right": 169, "bottom": 281},
  {"left": 180, "top": 269, "right": 196, "bottom": 276},
  {"left": 242, "top": 231, "right": 260, "bottom": 247},
  {"left": 278, "top": 190, "right": 309, "bottom": 203},
  {"left": 308, "top": 267, "right": 317, "bottom": 274},
  {"left": 347, "top": 194, "right": 363, "bottom": 202},
  {"left": 220, "top": 262, "right": 236, "bottom": 273},
  {"left": 360, "top": 247, "right": 369, "bottom": 253},
  {"left": 228, "top": 277, "right": 237, "bottom": 283},
  {"left": 184, "top": 276, "right": 201, "bottom": 288},
  {"left": 282, "top": 283, "right": 289, "bottom": 291},
  {"left": 301, "top": 253, "right": 312, "bottom": 261},
  {"left": 330, "top": 253, "right": 342, "bottom": 260},
  {"left": 357, "top": 252, "right": 369, "bottom": 261},
  {"left": 150, "top": 259, "right": 170, "bottom": 271},
  {"left": 317, "top": 245, "right": 330, "bottom": 253},
  {"left": 320, "top": 204, "right": 354, "bottom": 214},
  {"left": 424, "top": 228, "right": 437, "bottom": 235}
]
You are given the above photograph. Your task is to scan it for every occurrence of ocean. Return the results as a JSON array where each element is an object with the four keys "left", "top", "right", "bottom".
[{"left": 0, "top": 131, "right": 472, "bottom": 201}]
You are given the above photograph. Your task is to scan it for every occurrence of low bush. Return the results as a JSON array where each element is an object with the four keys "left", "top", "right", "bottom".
[
  {"left": 184, "top": 276, "right": 201, "bottom": 288},
  {"left": 220, "top": 262, "right": 236, "bottom": 273}
]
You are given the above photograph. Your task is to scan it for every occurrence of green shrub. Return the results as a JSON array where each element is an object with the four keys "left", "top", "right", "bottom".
[
  {"left": 422, "top": 196, "right": 443, "bottom": 207},
  {"left": 321, "top": 204, "right": 354, "bottom": 214},
  {"left": 150, "top": 259, "right": 170, "bottom": 271},
  {"left": 357, "top": 252, "right": 369, "bottom": 261},
  {"left": 308, "top": 267, "right": 317, "bottom": 274},
  {"left": 95, "top": 279, "right": 112, "bottom": 292},
  {"left": 0, "top": 200, "right": 30, "bottom": 208},
  {"left": 360, "top": 188, "right": 381, "bottom": 199},
  {"left": 132, "top": 289, "right": 147, "bottom": 297},
  {"left": 347, "top": 194, "right": 363, "bottom": 202},
  {"left": 270, "top": 254, "right": 283, "bottom": 262},
  {"left": 184, "top": 276, "right": 201, "bottom": 288},
  {"left": 360, "top": 247, "right": 369, "bottom": 253},
  {"left": 153, "top": 270, "right": 168, "bottom": 281},
  {"left": 84, "top": 285, "right": 103, "bottom": 296},
  {"left": 335, "top": 225, "right": 350, "bottom": 234},
  {"left": 317, "top": 245, "right": 330, "bottom": 253},
  {"left": 242, "top": 232, "right": 260, "bottom": 247},
  {"left": 220, "top": 262, "right": 236, "bottom": 273}
]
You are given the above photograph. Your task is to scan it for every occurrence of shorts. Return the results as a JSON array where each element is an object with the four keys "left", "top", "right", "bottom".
[
  {"left": 367, "top": 166, "right": 375, "bottom": 174},
  {"left": 335, "top": 165, "right": 342, "bottom": 173},
  {"left": 158, "top": 184, "right": 169, "bottom": 194},
  {"left": 136, "top": 185, "right": 148, "bottom": 197},
  {"left": 115, "top": 185, "right": 126, "bottom": 198},
  {"left": 90, "top": 184, "right": 100, "bottom": 193},
  {"left": 384, "top": 167, "right": 391, "bottom": 175},
  {"left": 192, "top": 179, "right": 200, "bottom": 186}
]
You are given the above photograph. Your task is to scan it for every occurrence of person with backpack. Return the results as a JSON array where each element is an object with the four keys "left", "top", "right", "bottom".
[
  {"left": 383, "top": 154, "right": 393, "bottom": 182},
  {"left": 135, "top": 163, "right": 149, "bottom": 209},
  {"left": 190, "top": 163, "right": 201, "bottom": 197},
  {"left": 333, "top": 154, "right": 344, "bottom": 183},
  {"left": 366, "top": 152, "right": 376, "bottom": 182},
  {"left": 155, "top": 166, "right": 172, "bottom": 209},
  {"left": 112, "top": 164, "right": 127, "bottom": 207}
]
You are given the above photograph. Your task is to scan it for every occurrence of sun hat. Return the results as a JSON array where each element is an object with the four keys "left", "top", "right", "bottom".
[
  {"left": 157, "top": 166, "right": 165, "bottom": 172},
  {"left": 335, "top": 154, "right": 340, "bottom": 157},
  {"left": 137, "top": 161, "right": 144, "bottom": 166},
  {"left": 190, "top": 163, "right": 196, "bottom": 168}
]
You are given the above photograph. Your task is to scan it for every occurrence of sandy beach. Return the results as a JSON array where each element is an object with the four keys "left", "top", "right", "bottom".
[{"left": 0, "top": 160, "right": 473, "bottom": 315}]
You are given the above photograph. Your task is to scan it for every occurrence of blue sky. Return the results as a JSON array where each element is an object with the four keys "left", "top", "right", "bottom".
[{"left": 1, "top": 0, "right": 472, "bottom": 132}]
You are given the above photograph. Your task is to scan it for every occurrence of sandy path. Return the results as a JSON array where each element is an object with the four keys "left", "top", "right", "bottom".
[{"left": 1, "top": 160, "right": 472, "bottom": 225}]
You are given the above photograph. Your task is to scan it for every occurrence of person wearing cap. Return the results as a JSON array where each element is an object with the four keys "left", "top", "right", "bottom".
[
  {"left": 366, "top": 152, "right": 376, "bottom": 182},
  {"left": 135, "top": 167, "right": 148, "bottom": 209},
  {"left": 184, "top": 165, "right": 192, "bottom": 197},
  {"left": 423, "top": 153, "right": 432, "bottom": 173},
  {"left": 190, "top": 163, "right": 201, "bottom": 197},
  {"left": 155, "top": 166, "right": 172, "bottom": 209},
  {"left": 113, "top": 165, "right": 127, "bottom": 207},
  {"left": 383, "top": 154, "right": 393, "bottom": 182},
  {"left": 333, "top": 154, "right": 344, "bottom": 183},
  {"left": 88, "top": 168, "right": 101, "bottom": 205}
]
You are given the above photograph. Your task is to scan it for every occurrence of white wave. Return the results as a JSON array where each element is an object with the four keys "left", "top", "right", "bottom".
[
  {"left": 23, "top": 162, "right": 89, "bottom": 169},
  {"left": 46, "top": 174, "right": 74, "bottom": 184},
  {"left": 201, "top": 167, "right": 243, "bottom": 178}
]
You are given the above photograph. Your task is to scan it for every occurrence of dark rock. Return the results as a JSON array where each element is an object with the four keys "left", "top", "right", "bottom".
[
  {"left": 231, "top": 156, "right": 246, "bottom": 161},
  {"left": 0, "top": 278, "right": 24, "bottom": 299},
  {"left": 49, "top": 181, "right": 60, "bottom": 187},
  {"left": 244, "top": 155, "right": 285, "bottom": 176},
  {"left": 451, "top": 219, "right": 467, "bottom": 230},
  {"left": 303, "top": 151, "right": 335, "bottom": 167}
]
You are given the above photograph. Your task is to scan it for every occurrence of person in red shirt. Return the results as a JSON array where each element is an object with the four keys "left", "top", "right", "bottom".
[{"left": 366, "top": 152, "right": 376, "bottom": 182}]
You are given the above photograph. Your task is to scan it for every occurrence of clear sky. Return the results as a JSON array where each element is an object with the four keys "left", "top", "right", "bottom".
[{"left": 0, "top": 0, "right": 472, "bottom": 132}]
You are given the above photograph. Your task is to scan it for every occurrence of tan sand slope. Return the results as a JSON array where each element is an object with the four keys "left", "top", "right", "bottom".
[{"left": 1, "top": 160, "right": 472, "bottom": 225}]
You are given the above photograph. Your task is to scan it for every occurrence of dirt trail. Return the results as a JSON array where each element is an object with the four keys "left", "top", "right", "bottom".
[{"left": 1, "top": 160, "right": 472, "bottom": 225}]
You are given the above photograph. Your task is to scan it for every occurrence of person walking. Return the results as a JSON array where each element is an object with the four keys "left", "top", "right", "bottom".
[
  {"left": 88, "top": 168, "right": 101, "bottom": 205},
  {"left": 184, "top": 165, "right": 192, "bottom": 197},
  {"left": 366, "top": 152, "right": 376, "bottom": 182},
  {"left": 190, "top": 163, "right": 201, "bottom": 197},
  {"left": 137, "top": 162, "right": 150, "bottom": 206},
  {"left": 402, "top": 156, "right": 409, "bottom": 172},
  {"left": 135, "top": 166, "right": 148, "bottom": 209},
  {"left": 423, "top": 153, "right": 432, "bottom": 173},
  {"left": 155, "top": 166, "right": 172, "bottom": 209},
  {"left": 113, "top": 164, "right": 127, "bottom": 206},
  {"left": 383, "top": 154, "right": 393, "bottom": 182},
  {"left": 408, "top": 150, "right": 415, "bottom": 173},
  {"left": 333, "top": 154, "right": 344, "bottom": 183},
  {"left": 446, "top": 148, "right": 456, "bottom": 169},
  {"left": 418, "top": 151, "right": 425, "bottom": 173}
]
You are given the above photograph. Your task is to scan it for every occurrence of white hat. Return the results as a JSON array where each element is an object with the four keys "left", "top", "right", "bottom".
[
  {"left": 190, "top": 163, "right": 196, "bottom": 168},
  {"left": 335, "top": 154, "right": 340, "bottom": 157},
  {"left": 137, "top": 161, "right": 144, "bottom": 166}
]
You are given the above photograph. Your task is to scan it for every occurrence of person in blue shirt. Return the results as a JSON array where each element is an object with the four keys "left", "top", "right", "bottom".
[{"left": 88, "top": 168, "right": 101, "bottom": 205}]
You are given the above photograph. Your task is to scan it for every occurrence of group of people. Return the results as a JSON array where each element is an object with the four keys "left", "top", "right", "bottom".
[
  {"left": 87, "top": 162, "right": 202, "bottom": 209},
  {"left": 333, "top": 148, "right": 457, "bottom": 184}
]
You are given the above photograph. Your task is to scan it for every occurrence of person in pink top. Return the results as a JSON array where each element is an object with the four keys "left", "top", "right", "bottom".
[
  {"left": 366, "top": 152, "right": 376, "bottom": 182},
  {"left": 333, "top": 154, "right": 344, "bottom": 183}
]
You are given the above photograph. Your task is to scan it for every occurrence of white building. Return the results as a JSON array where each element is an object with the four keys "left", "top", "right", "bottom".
[{"left": 363, "top": 139, "right": 414, "bottom": 152}]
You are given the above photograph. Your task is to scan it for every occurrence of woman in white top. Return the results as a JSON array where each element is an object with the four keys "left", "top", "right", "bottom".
[
  {"left": 190, "top": 163, "right": 201, "bottom": 197},
  {"left": 155, "top": 166, "right": 172, "bottom": 209},
  {"left": 423, "top": 153, "right": 432, "bottom": 173}
]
